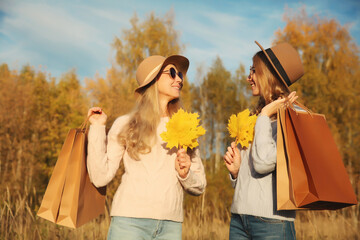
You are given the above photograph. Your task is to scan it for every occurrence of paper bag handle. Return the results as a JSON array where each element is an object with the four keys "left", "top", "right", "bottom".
[
  {"left": 291, "top": 100, "right": 313, "bottom": 116},
  {"left": 79, "top": 112, "right": 100, "bottom": 131}
]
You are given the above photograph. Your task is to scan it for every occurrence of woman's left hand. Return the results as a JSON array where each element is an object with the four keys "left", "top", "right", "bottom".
[
  {"left": 260, "top": 91, "right": 298, "bottom": 117},
  {"left": 175, "top": 147, "right": 191, "bottom": 178}
]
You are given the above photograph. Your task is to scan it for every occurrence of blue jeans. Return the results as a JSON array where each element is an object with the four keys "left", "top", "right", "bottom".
[
  {"left": 229, "top": 214, "right": 296, "bottom": 240},
  {"left": 107, "top": 216, "right": 182, "bottom": 240}
]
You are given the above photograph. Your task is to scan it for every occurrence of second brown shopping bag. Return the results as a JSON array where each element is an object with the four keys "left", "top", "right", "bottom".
[{"left": 276, "top": 106, "right": 357, "bottom": 210}]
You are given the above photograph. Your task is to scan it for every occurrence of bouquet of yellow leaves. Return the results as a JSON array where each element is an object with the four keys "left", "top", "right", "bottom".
[
  {"left": 227, "top": 109, "right": 257, "bottom": 148},
  {"left": 160, "top": 108, "right": 206, "bottom": 150}
]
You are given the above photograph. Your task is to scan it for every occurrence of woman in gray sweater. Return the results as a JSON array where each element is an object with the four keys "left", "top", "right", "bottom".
[{"left": 223, "top": 41, "right": 304, "bottom": 240}]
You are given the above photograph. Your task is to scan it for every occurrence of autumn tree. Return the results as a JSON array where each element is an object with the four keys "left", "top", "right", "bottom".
[
  {"left": 191, "top": 57, "right": 248, "bottom": 173},
  {"left": 274, "top": 7, "right": 360, "bottom": 170},
  {"left": 0, "top": 65, "right": 87, "bottom": 192}
]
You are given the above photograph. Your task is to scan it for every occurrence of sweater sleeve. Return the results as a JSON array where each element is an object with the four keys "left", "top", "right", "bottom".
[
  {"left": 251, "top": 115, "right": 277, "bottom": 175},
  {"left": 177, "top": 148, "right": 206, "bottom": 196},
  {"left": 87, "top": 116, "right": 127, "bottom": 187},
  {"left": 229, "top": 173, "right": 237, "bottom": 188}
]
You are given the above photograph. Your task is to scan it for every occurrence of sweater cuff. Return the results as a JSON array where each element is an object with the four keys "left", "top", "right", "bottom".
[
  {"left": 88, "top": 124, "right": 107, "bottom": 152},
  {"left": 89, "top": 124, "right": 106, "bottom": 136},
  {"left": 89, "top": 123, "right": 106, "bottom": 129},
  {"left": 229, "top": 173, "right": 237, "bottom": 188},
  {"left": 176, "top": 169, "right": 191, "bottom": 182}
]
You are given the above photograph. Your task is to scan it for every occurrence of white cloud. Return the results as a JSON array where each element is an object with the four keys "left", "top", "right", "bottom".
[
  {"left": 0, "top": 1, "right": 128, "bottom": 79},
  {"left": 79, "top": 5, "right": 132, "bottom": 25},
  {"left": 2, "top": 2, "right": 102, "bottom": 51}
]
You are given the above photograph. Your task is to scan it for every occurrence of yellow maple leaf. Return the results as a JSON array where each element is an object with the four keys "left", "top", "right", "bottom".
[
  {"left": 227, "top": 109, "right": 257, "bottom": 148},
  {"left": 160, "top": 108, "right": 206, "bottom": 150}
]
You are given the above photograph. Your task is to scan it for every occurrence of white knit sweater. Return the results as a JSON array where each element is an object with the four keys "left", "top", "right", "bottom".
[
  {"left": 230, "top": 115, "right": 296, "bottom": 221},
  {"left": 87, "top": 114, "right": 206, "bottom": 222}
]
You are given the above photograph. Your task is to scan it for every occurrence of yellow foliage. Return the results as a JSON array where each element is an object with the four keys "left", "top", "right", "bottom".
[
  {"left": 160, "top": 109, "right": 206, "bottom": 150},
  {"left": 227, "top": 109, "right": 257, "bottom": 148}
]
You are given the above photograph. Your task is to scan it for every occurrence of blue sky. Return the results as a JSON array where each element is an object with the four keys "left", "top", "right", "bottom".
[{"left": 0, "top": 0, "right": 359, "bottom": 84}]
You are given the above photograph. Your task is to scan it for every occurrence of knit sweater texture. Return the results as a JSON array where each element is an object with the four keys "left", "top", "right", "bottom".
[
  {"left": 87, "top": 114, "right": 206, "bottom": 222},
  {"left": 230, "top": 115, "right": 295, "bottom": 221}
]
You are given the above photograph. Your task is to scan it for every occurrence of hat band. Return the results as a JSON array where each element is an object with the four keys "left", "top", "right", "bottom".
[
  {"left": 265, "top": 48, "right": 292, "bottom": 87},
  {"left": 142, "top": 63, "right": 163, "bottom": 86}
]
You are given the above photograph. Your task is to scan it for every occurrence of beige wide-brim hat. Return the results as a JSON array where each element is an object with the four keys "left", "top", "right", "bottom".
[
  {"left": 255, "top": 41, "right": 304, "bottom": 90},
  {"left": 135, "top": 55, "right": 189, "bottom": 93}
]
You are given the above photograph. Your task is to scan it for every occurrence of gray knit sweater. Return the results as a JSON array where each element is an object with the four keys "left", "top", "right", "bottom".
[{"left": 230, "top": 115, "right": 295, "bottom": 221}]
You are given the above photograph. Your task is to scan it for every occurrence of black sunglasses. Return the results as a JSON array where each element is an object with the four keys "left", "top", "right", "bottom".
[
  {"left": 250, "top": 66, "right": 255, "bottom": 75},
  {"left": 163, "top": 67, "right": 183, "bottom": 80}
]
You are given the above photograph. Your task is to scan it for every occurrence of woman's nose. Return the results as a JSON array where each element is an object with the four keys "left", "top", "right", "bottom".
[
  {"left": 175, "top": 75, "right": 183, "bottom": 83},
  {"left": 175, "top": 76, "right": 183, "bottom": 88}
]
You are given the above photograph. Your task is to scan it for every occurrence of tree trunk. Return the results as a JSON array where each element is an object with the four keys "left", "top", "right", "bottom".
[
  {"left": 214, "top": 103, "right": 222, "bottom": 172},
  {"left": 215, "top": 127, "right": 221, "bottom": 172},
  {"left": 199, "top": 84, "right": 208, "bottom": 171}
]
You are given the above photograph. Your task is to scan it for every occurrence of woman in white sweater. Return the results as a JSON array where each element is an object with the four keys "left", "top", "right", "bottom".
[
  {"left": 224, "top": 41, "right": 304, "bottom": 240},
  {"left": 87, "top": 55, "right": 206, "bottom": 240}
]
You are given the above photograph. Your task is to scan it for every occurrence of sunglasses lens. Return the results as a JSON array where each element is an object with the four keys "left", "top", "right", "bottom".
[
  {"left": 249, "top": 66, "right": 255, "bottom": 75},
  {"left": 170, "top": 68, "right": 176, "bottom": 79},
  {"left": 178, "top": 72, "right": 183, "bottom": 80}
]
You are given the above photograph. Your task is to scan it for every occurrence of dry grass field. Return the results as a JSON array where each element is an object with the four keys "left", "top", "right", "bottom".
[{"left": 1, "top": 172, "right": 359, "bottom": 240}]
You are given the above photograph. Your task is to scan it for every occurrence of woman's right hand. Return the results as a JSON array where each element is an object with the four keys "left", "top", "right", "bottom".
[
  {"left": 88, "top": 107, "right": 107, "bottom": 125},
  {"left": 260, "top": 91, "right": 298, "bottom": 117},
  {"left": 223, "top": 142, "right": 241, "bottom": 179}
]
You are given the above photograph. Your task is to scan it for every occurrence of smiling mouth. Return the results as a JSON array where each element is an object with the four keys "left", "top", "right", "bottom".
[{"left": 172, "top": 84, "right": 183, "bottom": 90}]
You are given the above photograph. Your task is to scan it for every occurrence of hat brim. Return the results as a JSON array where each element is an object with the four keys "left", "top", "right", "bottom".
[
  {"left": 254, "top": 40, "right": 290, "bottom": 91},
  {"left": 135, "top": 55, "right": 189, "bottom": 93}
]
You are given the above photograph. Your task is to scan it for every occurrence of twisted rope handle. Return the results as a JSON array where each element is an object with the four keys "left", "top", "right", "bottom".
[{"left": 79, "top": 112, "right": 97, "bottom": 131}]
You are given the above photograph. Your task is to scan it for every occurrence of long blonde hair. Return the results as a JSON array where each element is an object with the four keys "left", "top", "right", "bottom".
[
  {"left": 118, "top": 76, "right": 181, "bottom": 160},
  {"left": 253, "top": 51, "right": 290, "bottom": 116}
]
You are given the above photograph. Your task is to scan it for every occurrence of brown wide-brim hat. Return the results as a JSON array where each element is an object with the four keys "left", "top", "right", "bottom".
[
  {"left": 255, "top": 41, "right": 304, "bottom": 90},
  {"left": 135, "top": 55, "right": 189, "bottom": 93}
]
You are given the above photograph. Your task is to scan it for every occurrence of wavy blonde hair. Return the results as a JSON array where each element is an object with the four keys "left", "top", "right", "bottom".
[
  {"left": 253, "top": 51, "right": 290, "bottom": 117},
  {"left": 118, "top": 75, "right": 181, "bottom": 160}
]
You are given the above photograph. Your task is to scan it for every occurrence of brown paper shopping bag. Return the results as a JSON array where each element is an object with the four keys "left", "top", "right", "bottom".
[
  {"left": 276, "top": 109, "right": 299, "bottom": 210},
  {"left": 38, "top": 119, "right": 106, "bottom": 228},
  {"left": 276, "top": 105, "right": 358, "bottom": 210},
  {"left": 57, "top": 126, "right": 106, "bottom": 228},
  {"left": 37, "top": 129, "right": 77, "bottom": 222},
  {"left": 287, "top": 107, "right": 357, "bottom": 209}
]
